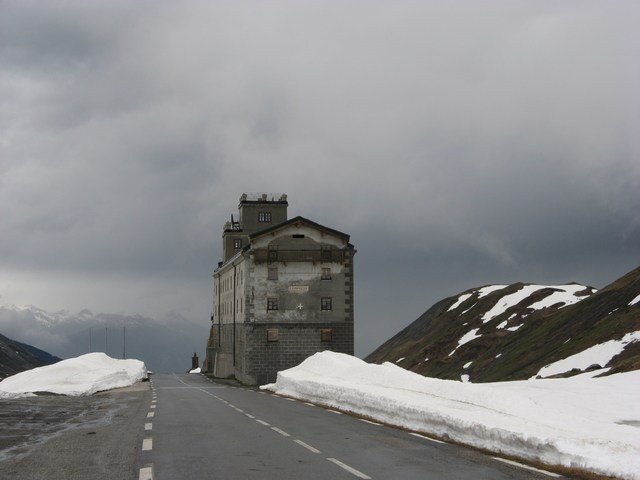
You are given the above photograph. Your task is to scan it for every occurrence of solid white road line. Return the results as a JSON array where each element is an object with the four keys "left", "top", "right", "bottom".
[
  {"left": 142, "top": 438, "right": 153, "bottom": 451},
  {"left": 294, "top": 439, "right": 321, "bottom": 454},
  {"left": 359, "top": 419, "right": 381, "bottom": 426},
  {"left": 271, "top": 427, "right": 290, "bottom": 437},
  {"left": 409, "top": 432, "right": 446, "bottom": 444},
  {"left": 145, "top": 423, "right": 153, "bottom": 431},
  {"left": 139, "top": 466, "right": 153, "bottom": 480},
  {"left": 327, "top": 458, "right": 371, "bottom": 479},
  {"left": 146, "top": 412, "right": 155, "bottom": 418},
  {"left": 256, "top": 419, "right": 270, "bottom": 426},
  {"left": 492, "top": 458, "right": 561, "bottom": 477},
  {"left": 328, "top": 409, "right": 343, "bottom": 415}
]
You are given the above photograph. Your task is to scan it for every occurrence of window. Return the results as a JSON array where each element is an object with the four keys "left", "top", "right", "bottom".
[
  {"left": 321, "top": 297, "right": 332, "bottom": 311},
  {"left": 258, "top": 212, "right": 272, "bottom": 222},
  {"left": 321, "top": 329, "right": 333, "bottom": 342},
  {"left": 321, "top": 267, "right": 331, "bottom": 280},
  {"left": 268, "top": 246, "right": 278, "bottom": 262},
  {"left": 268, "top": 267, "right": 278, "bottom": 280},
  {"left": 321, "top": 246, "right": 332, "bottom": 262},
  {"left": 267, "top": 328, "right": 279, "bottom": 342},
  {"left": 267, "top": 297, "right": 279, "bottom": 311},
  {"left": 233, "top": 239, "right": 242, "bottom": 249},
  {"left": 292, "top": 234, "right": 305, "bottom": 239}
]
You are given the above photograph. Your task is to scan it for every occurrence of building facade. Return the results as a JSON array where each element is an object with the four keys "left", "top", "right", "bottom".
[{"left": 204, "top": 193, "right": 356, "bottom": 385}]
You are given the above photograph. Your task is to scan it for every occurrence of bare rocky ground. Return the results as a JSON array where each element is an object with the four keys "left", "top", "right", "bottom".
[{"left": 0, "top": 381, "right": 149, "bottom": 480}]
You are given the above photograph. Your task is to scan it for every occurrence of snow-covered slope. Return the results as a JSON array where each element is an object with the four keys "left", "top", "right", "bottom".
[
  {"left": 0, "top": 353, "right": 147, "bottom": 398},
  {"left": 264, "top": 351, "right": 640, "bottom": 480},
  {"left": 366, "top": 266, "right": 640, "bottom": 382}
]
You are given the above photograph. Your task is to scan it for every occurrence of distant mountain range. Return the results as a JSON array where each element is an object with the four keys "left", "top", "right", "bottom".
[
  {"left": 0, "top": 333, "right": 61, "bottom": 380},
  {"left": 366, "top": 266, "right": 640, "bottom": 382},
  {"left": 0, "top": 305, "right": 208, "bottom": 373}
]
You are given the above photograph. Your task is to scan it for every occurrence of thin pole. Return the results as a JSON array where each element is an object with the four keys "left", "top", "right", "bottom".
[
  {"left": 123, "top": 326, "right": 126, "bottom": 359},
  {"left": 89, "top": 327, "right": 92, "bottom": 352},
  {"left": 105, "top": 327, "right": 108, "bottom": 355}
]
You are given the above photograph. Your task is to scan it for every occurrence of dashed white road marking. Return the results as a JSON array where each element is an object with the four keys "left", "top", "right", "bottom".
[
  {"left": 359, "top": 419, "right": 381, "bottom": 426},
  {"left": 294, "top": 439, "right": 321, "bottom": 454},
  {"left": 235, "top": 408, "right": 244, "bottom": 413},
  {"left": 492, "top": 458, "right": 561, "bottom": 477},
  {"left": 139, "top": 466, "right": 153, "bottom": 480},
  {"left": 409, "top": 432, "right": 446, "bottom": 444},
  {"left": 328, "top": 409, "right": 343, "bottom": 415},
  {"left": 285, "top": 398, "right": 296, "bottom": 402},
  {"left": 245, "top": 413, "right": 255, "bottom": 419},
  {"left": 327, "top": 458, "right": 371, "bottom": 479},
  {"left": 271, "top": 427, "right": 290, "bottom": 437},
  {"left": 142, "top": 438, "right": 153, "bottom": 451},
  {"left": 145, "top": 423, "right": 153, "bottom": 431},
  {"left": 304, "top": 402, "right": 315, "bottom": 407},
  {"left": 150, "top": 405, "right": 156, "bottom": 409},
  {"left": 256, "top": 419, "right": 270, "bottom": 426},
  {"left": 146, "top": 412, "right": 155, "bottom": 418}
]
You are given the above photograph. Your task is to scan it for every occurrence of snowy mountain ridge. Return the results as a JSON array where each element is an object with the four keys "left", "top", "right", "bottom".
[
  {"left": 0, "top": 304, "right": 207, "bottom": 373},
  {"left": 366, "top": 266, "right": 640, "bottom": 382}
]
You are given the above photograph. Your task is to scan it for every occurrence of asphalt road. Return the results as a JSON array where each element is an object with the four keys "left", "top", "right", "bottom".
[
  {"left": 142, "top": 374, "right": 568, "bottom": 480},
  {"left": 0, "top": 381, "right": 149, "bottom": 480}
]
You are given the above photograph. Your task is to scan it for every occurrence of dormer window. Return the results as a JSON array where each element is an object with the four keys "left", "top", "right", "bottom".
[{"left": 258, "top": 212, "right": 272, "bottom": 222}]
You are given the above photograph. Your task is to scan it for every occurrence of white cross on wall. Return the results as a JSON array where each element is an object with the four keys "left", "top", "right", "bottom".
[{"left": 296, "top": 304, "right": 304, "bottom": 310}]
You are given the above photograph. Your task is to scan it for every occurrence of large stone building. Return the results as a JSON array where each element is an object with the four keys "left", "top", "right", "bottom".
[{"left": 204, "top": 193, "right": 356, "bottom": 385}]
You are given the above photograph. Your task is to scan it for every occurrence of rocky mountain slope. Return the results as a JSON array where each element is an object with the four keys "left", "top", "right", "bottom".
[
  {"left": 0, "top": 333, "right": 61, "bottom": 380},
  {"left": 0, "top": 305, "right": 208, "bottom": 373},
  {"left": 365, "top": 266, "right": 640, "bottom": 382}
]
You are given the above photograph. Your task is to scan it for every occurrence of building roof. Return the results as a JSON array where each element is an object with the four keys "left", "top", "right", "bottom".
[{"left": 249, "top": 216, "right": 350, "bottom": 242}]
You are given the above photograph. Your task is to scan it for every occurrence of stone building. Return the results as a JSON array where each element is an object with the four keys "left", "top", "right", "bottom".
[{"left": 204, "top": 193, "right": 356, "bottom": 385}]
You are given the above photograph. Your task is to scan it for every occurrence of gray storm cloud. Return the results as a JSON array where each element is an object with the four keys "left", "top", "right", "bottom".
[{"left": 1, "top": 1, "right": 638, "bottom": 356}]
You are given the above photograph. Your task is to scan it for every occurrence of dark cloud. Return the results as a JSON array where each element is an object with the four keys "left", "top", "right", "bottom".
[{"left": 1, "top": 1, "right": 638, "bottom": 357}]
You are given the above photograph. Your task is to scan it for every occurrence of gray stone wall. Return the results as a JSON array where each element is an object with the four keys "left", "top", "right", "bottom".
[{"left": 242, "top": 322, "right": 354, "bottom": 385}]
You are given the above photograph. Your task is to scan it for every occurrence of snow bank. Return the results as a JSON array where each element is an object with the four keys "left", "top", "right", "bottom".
[
  {"left": 0, "top": 353, "right": 147, "bottom": 398},
  {"left": 535, "top": 331, "right": 640, "bottom": 378},
  {"left": 189, "top": 367, "right": 201, "bottom": 373},
  {"left": 263, "top": 351, "right": 640, "bottom": 480}
]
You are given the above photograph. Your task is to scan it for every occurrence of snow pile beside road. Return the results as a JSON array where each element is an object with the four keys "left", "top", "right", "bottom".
[
  {"left": 0, "top": 353, "right": 147, "bottom": 398},
  {"left": 263, "top": 351, "right": 640, "bottom": 480}
]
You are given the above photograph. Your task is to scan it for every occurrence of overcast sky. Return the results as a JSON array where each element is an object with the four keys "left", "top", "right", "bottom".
[{"left": 1, "top": 1, "right": 638, "bottom": 356}]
